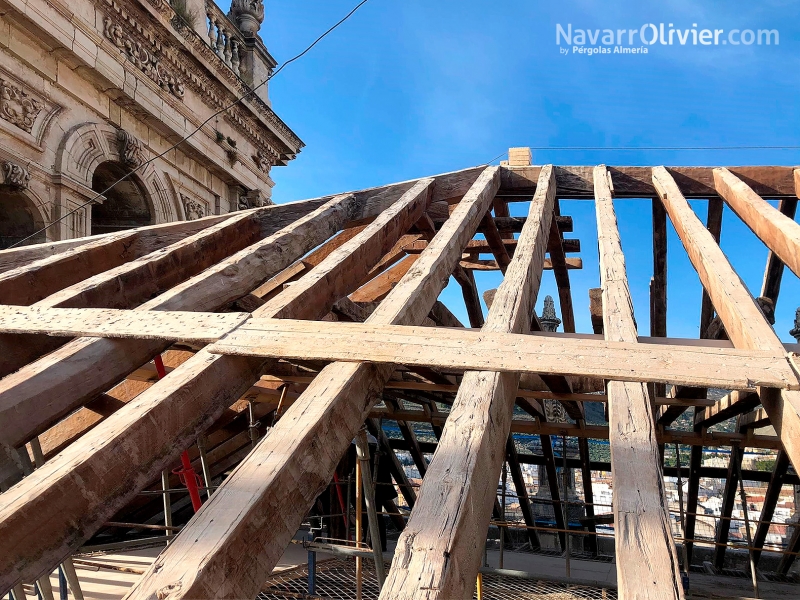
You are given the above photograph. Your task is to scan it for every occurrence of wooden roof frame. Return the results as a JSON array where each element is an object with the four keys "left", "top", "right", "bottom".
[{"left": 0, "top": 159, "right": 798, "bottom": 599}]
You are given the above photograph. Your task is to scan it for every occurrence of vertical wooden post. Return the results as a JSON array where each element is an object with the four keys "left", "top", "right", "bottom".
[
  {"left": 733, "top": 446, "right": 759, "bottom": 598},
  {"left": 356, "top": 429, "right": 386, "bottom": 589}
]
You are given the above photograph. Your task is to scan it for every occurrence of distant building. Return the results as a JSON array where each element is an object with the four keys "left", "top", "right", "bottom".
[{"left": 0, "top": 0, "right": 302, "bottom": 247}]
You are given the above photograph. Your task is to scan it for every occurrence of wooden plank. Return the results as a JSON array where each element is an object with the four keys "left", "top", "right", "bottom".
[
  {"left": 761, "top": 198, "right": 798, "bottom": 303},
  {"left": 714, "top": 167, "right": 800, "bottom": 279},
  {"left": 381, "top": 165, "right": 556, "bottom": 598},
  {"left": 500, "top": 166, "right": 798, "bottom": 199},
  {"left": 123, "top": 167, "right": 502, "bottom": 600},
  {"left": 653, "top": 166, "right": 800, "bottom": 478},
  {"left": 739, "top": 407, "right": 770, "bottom": 430},
  {"left": 594, "top": 165, "right": 683, "bottom": 599},
  {"left": 0, "top": 195, "right": 353, "bottom": 462},
  {"left": 208, "top": 320, "right": 799, "bottom": 391},
  {"left": 0, "top": 306, "right": 248, "bottom": 342}
]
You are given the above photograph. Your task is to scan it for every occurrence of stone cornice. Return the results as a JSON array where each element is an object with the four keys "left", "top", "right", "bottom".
[{"left": 98, "top": 0, "right": 302, "bottom": 160}]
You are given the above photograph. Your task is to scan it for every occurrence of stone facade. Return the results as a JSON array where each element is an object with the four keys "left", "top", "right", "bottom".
[{"left": 0, "top": 0, "right": 302, "bottom": 248}]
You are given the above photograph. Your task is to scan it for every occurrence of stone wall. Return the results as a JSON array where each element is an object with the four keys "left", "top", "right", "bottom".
[{"left": 0, "top": 0, "right": 302, "bottom": 247}]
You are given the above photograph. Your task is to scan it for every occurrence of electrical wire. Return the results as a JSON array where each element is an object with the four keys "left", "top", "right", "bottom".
[{"left": 9, "top": 0, "right": 372, "bottom": 249}]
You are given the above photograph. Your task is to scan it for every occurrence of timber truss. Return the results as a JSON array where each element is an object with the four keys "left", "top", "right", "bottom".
[{"left": 1, "top": 156, "right": 800, "bottom": 600}]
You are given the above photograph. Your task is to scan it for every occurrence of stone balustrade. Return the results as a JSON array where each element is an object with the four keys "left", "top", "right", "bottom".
[{"left": 204, "top": 1, "right": 244, "bottom": 78}]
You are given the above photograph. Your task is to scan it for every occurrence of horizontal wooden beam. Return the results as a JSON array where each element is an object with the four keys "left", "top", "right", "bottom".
[
  {"left": 500, "top": 165, "right": 799, "bottom": 199},
  {"left": 208, "top": 320, "right": 800, "bottom": 390},
  {"left": 258, "top": 375, "right": 716, "bottom": 407},
  {"left": 0, "top": 306, "right": 248, "bottom": 342},
  {"left": 459, "top": 258, "right": 582, "bottom": 271},
  {"left": 372, "top": 409, "right": 783, "bottom": 449}
]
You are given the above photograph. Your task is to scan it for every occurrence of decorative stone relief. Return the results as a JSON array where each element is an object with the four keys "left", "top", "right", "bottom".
[
  {"left": 0, "top": 79, "right": 42, "bottom": 133},
  {"left": 252, "top": 150, "right": 270, "bottom": 173},
  {"left": 539, "top": 295, "right": 561, "bottom": 333},
  {"left": 790, "top": 308, "right": 800, "bottom": 343},
  {"left": 117, "top": 129, "right": 146, "bottom": 169},
  {"left": 2, "top": 162, "right": 31, "bottom": 189},
  {"left": 182, "top": 195, "right": 206, "bottom": 220},
  {"left": 103, "top": 18, "right": 185, "bottom": 99},
  {"left": 238, "top": 189, "right": 273, "bottom": 210},
  {"left": 229, "top": 0, "right": 264, "bottom": 35}
]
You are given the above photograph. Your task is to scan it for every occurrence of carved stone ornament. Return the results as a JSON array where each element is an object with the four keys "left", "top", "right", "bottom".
[
  {"left": 182, "top": 195, "right": 206, "bottom": 220},
  {"left": 238, "top": 189, "right": 273, "bottom": 210},
  {"left": 539, "top": 295, "right": 561, "bottom": 333},
  {"left": 117, "top": 129, "right": 146, "bottom": 169},
  {"left": 0, "top": 78, "right": 43, "bottom": 133},
  {"left": 103, "top": 18, "right": 185, "bottom": 99},
  {"left": 791, "top": 307, "right": 800, "bottom": 343},
  {"left": 2, "top": 161, "right": 31, "bottom": 189},
  {"left": 252, "top": 150, "right": 270, "bottom": 173},
  {"left": 229, "top": 0, "right": 264, "bottom": 35}
]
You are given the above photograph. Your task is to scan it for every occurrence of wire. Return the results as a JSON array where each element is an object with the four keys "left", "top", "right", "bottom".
[{"left": 9, "top": 0, "right": 372, "bottom": 249}]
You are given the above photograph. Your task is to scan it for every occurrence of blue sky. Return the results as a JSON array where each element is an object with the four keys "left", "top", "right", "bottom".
[{"left": 226, "top": 0, "right": 800, "bottom": 341}]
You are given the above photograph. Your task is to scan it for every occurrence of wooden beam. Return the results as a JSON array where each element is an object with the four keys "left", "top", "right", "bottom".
[
  {"left": 500, "top": 166, "right": 798, "bottom": 199},
  {"left": 712, "top": 444, "right": 744, "bottom": 570},
  {"left": 699, "top": 198, "right": 724, "bottom": 339},
  {"left": 654, "top": 166, "right": 800, "bottom": 479},
  {"left": 452, "top": 265, "right": 484, "bottom": 327},
  {"left": 208, "top": 320, "right": 799, "bottom": 391},
  {"left": 405, "top": 238, "right": 581, "bottom": 256},
  {"left": 540, "top": 429, "right": 567, "bottom": 550},
  {"left": 694, "top": 390, "right": 760, "bottom": 429},
  {"left": 459, "top": 257, "right": 583, "bottom": 271},
  {"left": 547, "top": 205, "right": 576, "bottom": 334},
  {"left": 366, "top": 419, "right": 417, "bottom": 509},
  {"left": 651, "top": 197, "right": 668, "bottom": 401},
  {"left": 0, "top": 306, "right": 248, "bottom": 342},
  {"left": 506, "top": 436, "right": 540, "bottom": 550},
  {"left": 752, "top": 450, "right": 790, "bottom": 566},
  {"left": 657, "top": 387, "right": 707, "bottom": 427},
  {"left": 350, "top": 254, "right": 418, "bottom": 303},
  {"left": 479, "top": 213, "right": 511, "bottom": 272},
  {"left": 370, "top": 408, "right": 784, "bottom": 450},
  {"left": 760, "top": 197, "right": 798, "bottom": 303},
  {"left": 381, "top": 165, "right": 556, "bottom": 598},
  {"left": 0, "top": 196, "right": 355, "bottom": 453},
  {"left": 594, "top": 165, "right": 683, "bottom": 599},
  {"left": 589, "top": 288, "right": 604, "bottom": 335},
  {"left": 124, "top": 167, "right": 502, "bottom": 600},
  {"left": 714, "top": 167, "right": 800, "bottom": 279},
  {"left": 739, "top": 407, "right": 771, "bottom": 430},
  {"left": 577, "top": 435, "right": 597, "bottom": 555}
]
